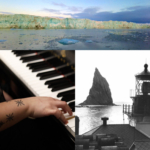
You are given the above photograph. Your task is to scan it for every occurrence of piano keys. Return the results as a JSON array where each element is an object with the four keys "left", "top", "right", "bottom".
[{"left": 0, "top": 50, "right": 75, "bottom": 140}]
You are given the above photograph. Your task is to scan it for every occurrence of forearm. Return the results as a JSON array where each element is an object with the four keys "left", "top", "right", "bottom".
[
  {"left": 3, "top": 90, "right": 13, "bottom": 101},
  {"left": 0, "top": 96, "right": 72, "bottom": 131},
  {"left": 0, "top": 98, "right": 30, "bottom": 132}
]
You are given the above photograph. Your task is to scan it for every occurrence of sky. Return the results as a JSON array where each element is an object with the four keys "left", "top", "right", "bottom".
[
  {"left": 0, "top": 0, "right": 150, "bottom": 23},
  {"left": 76, "top": 50, "right": 150, "bottom": 105}
]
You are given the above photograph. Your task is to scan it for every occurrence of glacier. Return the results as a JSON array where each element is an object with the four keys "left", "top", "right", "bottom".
[{"left": 0, "top": 14, "right": 150, "bottom": 29}]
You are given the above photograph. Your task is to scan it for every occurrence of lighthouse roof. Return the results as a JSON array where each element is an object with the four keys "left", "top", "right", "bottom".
[{"left": 136, "top": 64, "right": 150, "bottom": 80}]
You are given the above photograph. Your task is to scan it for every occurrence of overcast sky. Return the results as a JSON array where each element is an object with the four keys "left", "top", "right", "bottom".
[
  {"left": 0, "top": 0, "right": 150, "bottom": 23},
  {"left": 76, "top": 50, "right": 150, "bottom": 105}
]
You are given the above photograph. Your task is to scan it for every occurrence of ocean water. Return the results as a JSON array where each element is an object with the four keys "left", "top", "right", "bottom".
[
  {"left": 76, "top": 102, "right": 132, "bottom": 135},
  {"left": 0, "top": 29, "right": 150, "bottom": 50}
]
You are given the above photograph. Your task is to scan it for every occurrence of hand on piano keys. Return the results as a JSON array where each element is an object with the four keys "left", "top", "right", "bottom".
[{"left": 26, "top": 96, "right": 73, "bottom": 124}]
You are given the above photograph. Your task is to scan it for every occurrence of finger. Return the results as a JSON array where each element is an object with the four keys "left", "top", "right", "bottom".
[
  {"left": 54, "top": 109, "right": 68, "bottom": 124},
  {"left": 52, "top": 98, "right": 60, "bottom": 101},
  {"left": 55, "top": 101, "right": 72, "bottom": 116},
  {"left": 61, "top": 110, "right": 67, "bottom": 114},
  {"left": 60, "top": 112, "right": 68, "bottom": 124}
]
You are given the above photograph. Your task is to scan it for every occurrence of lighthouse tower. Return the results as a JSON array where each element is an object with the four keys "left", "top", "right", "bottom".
[
  {"left": 130, "top": 63, "right": 150, "bottom": 138},
  {"left": 131, "top": 63, "right": 150, "bottom": 116}
]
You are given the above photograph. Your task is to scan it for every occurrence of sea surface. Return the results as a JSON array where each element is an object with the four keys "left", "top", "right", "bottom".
[
  {"left": 0, "top": 29, "right": 150, "bottom": 50},
  {"left": 76, "top": 102, "right": 132, "bottom": 135}
]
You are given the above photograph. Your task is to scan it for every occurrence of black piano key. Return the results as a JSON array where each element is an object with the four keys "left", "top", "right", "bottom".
[
  {"left": 66, "top": 74, "right": 75, "bottom": 84},
  {"left": 45, "top": 78, "right": 66, "bottom": 85},
  {"left": 32, "top": 64, "right": 51, "bottom": 72},
  {"left": 37, "top": 70, "right": 57, "bottom": 77},
  {"left": 27, "top": 61, "right": 47, "bottom": 68},
  {"left": 20, "top": 51, "right": 52, "bottom": 63},
  {"left": 61, "top": 94, "right": 75, "bottom": 102},
  {"left": 51, "top": 83, "right": 74, "bottom": 92},
  {"left": 45, "top": 74, "right": 74, "bottom": 88},
  {"left": 20, "top": 55, "right": 42, "bottom": 62},
  {"left": 55, "top": 66, "right": 74, "bottom": 75},
  {"left": 48, "top": 80, "right": 68, "bottom": 88},
  {"left": 40, "top": 72, "right": 59, "bottom": 80},
  {"left": 40, "top": 51, "right": 53, "bottom": 57},
  {"left": 46, "top": 58, "right": 64, "bottom": 67},
  {"left": 28, "top": 57, "right": 63, "bottom": 72},
  {"left": 68, "top": 101, "right": 75, "bottom": 112},
  {"left": 37, "top": 66, "right": 73, "bottom": 80},
  {"left": 12, "top": 50, "right": 40, "bottom": 56},
  {"left": 57, "top": 89, "right": 75, "bottom": 97}
]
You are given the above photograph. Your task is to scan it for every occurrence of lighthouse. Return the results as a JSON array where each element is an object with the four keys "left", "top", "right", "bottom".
[
  {"left": 130, "top": 63, "right": 150, "bottom": 138},
  {"left": 130, "top": 63, "right": 150, "bottom": 116}
]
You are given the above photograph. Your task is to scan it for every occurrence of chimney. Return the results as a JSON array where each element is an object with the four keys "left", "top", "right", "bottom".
[
  {"left": 75, "top": 116, "right": 80, "bottom": 135},
  {"left": 101, "top": 117, "right": 109, "bottom": 126}
]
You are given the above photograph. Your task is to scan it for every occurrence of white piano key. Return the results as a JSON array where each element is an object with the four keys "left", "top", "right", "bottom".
[
  {"left": 64, "top": 112, "right": 75, "bottom": 118},
  {"left": 67, "top": 118, "right": 75, "bottom": 128},
  {"left": 71, "top": 127, "right": 75, "bottom": 132}
]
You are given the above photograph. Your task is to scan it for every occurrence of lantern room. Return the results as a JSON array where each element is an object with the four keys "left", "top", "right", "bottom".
[{"left": 135, "top": 64, "right": 150, "bottom": 96}]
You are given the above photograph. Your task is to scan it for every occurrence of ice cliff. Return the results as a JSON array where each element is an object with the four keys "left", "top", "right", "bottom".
[
  {"left": 0, "top": 14, "right": 150, "bottom": 29},
  {"left": 80, "top": 68, "right": 113, "bottom": 105}
]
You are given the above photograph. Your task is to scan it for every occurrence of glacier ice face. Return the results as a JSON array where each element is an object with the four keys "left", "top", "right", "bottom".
[
  {"left": 0, "top": 14, "right": 150, "bottom": 29},
  {"left": 58, "top": 39, "right": 79, "bottom": 45}
]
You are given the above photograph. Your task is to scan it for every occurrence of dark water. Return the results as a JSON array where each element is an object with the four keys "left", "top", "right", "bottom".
[
  {"left": 76, "top": 103, "right": 131, "bottom": 135},
  {"left": 0, "top": 29, "right": 150, "bottom": 50}
]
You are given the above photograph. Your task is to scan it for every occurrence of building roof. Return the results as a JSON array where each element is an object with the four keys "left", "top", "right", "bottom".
[
  {"left": 131, "top": 140, "right": 150, "bottom": 150},
  {"left": 136, "top": 64, "right": 150, "bottom": 80},
  {"left": 90, "top": 124, "right": 150, "bottom": 148}
]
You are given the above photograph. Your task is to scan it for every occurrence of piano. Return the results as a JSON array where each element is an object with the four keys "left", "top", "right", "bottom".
[{"left": 0, "top": 50, "right": 75, "bottom": 149}]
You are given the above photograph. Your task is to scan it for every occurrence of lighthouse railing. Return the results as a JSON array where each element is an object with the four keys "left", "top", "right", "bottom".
[{"left": 123, "top": 104, "right": 132, "bottom": 116}]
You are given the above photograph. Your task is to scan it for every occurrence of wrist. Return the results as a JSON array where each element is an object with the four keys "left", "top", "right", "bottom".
[{"left": 25, "top": 97, "right": 33, "bottom": 118}]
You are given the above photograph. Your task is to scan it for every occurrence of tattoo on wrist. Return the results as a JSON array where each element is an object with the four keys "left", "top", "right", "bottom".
[
  {"left": 0, "top": 121, "right": 4, "bottom": 128},
  {"left": 6, "top": 113, "right": 14, "bottom": 122},
  {"left": 15, "top": 100, "right": 25, "bottom": 107}
]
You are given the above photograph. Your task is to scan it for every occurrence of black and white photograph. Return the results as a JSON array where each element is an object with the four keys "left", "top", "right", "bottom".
[{"left": 76, "top": 50, "right": 150, "bottom": 150}]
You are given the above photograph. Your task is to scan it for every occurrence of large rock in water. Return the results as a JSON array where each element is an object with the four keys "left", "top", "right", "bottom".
[
  {"left": 80, "top": 68, "right": 113, "bottom": 105},
  {"left": 0, "top": 14, "right": 150, "bottom": 29}
]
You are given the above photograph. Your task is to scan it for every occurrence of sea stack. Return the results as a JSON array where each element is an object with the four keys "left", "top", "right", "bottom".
[{"left": 80, "top": 68, "right": 113, "bottom": 105}]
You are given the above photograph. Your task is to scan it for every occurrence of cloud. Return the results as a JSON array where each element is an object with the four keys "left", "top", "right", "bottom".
[
  {"left": 51, "top": 2, "right": 83, "bottom": 12},
  {"left": 70, "top": 5, "right": 150, "bottom": 23},
  {"left": 42, "top": 8, "right": 60, "bottom": 14},
  {"left": 52, "top": 2, "right": 67, "bottom": 7},
  {"left": 67, "top": 6, "right": 82, "bottom": 12},
  {"left": 0, "top": 11, "right": 13, "bottom": 14},
  {"left": 41, "top": 4, "right": 150, "bottom": 23},
  {"left": 125, "top": 6, "right": 146, "bottom": 11},
  {"left": 82, "top": 7, "right": 100, "bottom": 14}
]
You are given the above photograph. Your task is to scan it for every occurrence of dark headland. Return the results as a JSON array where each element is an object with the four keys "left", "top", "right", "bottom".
[{"left": 79, "top": 68, "right": 117, "bottom": 106}]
